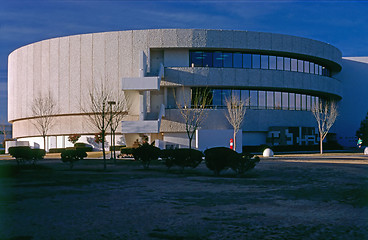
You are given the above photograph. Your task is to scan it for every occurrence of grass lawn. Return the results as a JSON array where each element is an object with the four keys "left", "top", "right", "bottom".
[{"left": 0, "top": 157, "right": 367, "bottom": 240}]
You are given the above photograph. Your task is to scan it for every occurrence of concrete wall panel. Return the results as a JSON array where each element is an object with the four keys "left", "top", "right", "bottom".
[
  {"left": 80, "top": 34, "right": 93, "bottom": 108},
  {"left": 59, "top": 37, "right": 70, "bottom": 114},
  {"left": 69, "top": 35, "right": 81, "bottom": 113},
  {"left": 41, "top": 40, "right": 50, "bottom": 99},
  {"left": 92, "top": 33, "right": 105, "bottom": 88},
  {"left": 49, "top": 38, "right": 59, "bottom": 114}
]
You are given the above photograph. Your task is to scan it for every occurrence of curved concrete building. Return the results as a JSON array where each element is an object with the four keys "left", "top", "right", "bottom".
[{"left": 8, "top": 29, "right": 347, "bottom": 151}]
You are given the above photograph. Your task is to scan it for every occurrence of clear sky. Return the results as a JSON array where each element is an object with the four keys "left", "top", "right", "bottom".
[{"left": 1, "top": 0, "right": 368, "bottom": 122}]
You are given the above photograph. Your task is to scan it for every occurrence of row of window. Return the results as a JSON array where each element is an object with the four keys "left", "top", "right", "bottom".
[
  {"left": 189, "top": 50, "right": 331, "bottom": 77},
  {"left": 193, "top": 88, "right": 320, "bottom": 111}
]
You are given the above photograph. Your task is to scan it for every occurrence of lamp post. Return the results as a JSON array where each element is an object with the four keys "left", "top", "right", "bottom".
[{"left": 108, "top": 101, "right": 116, "bottom": 160}]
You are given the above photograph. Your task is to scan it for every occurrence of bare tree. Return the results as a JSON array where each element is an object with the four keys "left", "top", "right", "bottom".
[
  {"left": 312, "top": 100, "right": 338, "bottom": 154},
  {"left": 176, "top": 87, "right": 212, "bottom": 150},
  {"left": 82, "top": 83, "right": 113, "bottom": 170},
  {"left": 0, "top": 117, "right": 9, "bottom": 148},
  {"left": 109, "top": 91, "right": 130, "bottom": 163},
  {"left": 225, "top": 95, "right": 248, "bottom": 152},
  {"left": 31, "top": 94, "right": 57, "bottom": 151}
]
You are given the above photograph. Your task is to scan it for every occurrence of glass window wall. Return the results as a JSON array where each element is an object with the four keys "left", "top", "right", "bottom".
[
  {"left": 250, "top": 91, "right": 258, "bottom": 109},
  {"left": 189, "top": 50, "right": 332, "bottom": 77},
  {"left": 258, "top": 91, "right": 266, "bottom": 109}
]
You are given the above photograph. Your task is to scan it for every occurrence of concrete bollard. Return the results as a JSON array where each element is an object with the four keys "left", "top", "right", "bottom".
[
  {"left": 263, "top": 148, "right": 274, "bottom": 157},
  {"left": 364, "top": 147, "right": 368, "bottom": 155}
]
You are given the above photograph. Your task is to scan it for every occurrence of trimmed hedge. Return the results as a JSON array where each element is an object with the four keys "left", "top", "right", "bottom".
[
  {"left": 49, "top": 148, "right": 66, "bottom": 153},
  {"left": 61, "top": 149, "right": 88, "bottom": 169},
  {"left": 120, "top": 147, "right": 135, "bottom": 157},
  {"left": 8, "top": 146, "right": 46, "bottom": 165},
  {"left": 160, "top": 148, "right": 203, "bottom": 171},
  {"left": 204, "top": 147, "right": 260, "bottom": 176},
  {"left": 74, "top": 143, "right": 93, "bottom": 152},
  {"left": 110, "top": 145, "right": 126, "bottom": 151},
  {"left": 132, "top": 143, "right": 161, "bottom": 169}
]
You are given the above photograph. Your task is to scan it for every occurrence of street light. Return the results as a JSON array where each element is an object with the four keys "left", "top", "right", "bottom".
[{"left": 108, "top": 101, "right": 116, "bottom": 160}]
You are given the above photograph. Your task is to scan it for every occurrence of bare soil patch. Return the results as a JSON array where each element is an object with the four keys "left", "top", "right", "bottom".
[{"left": 0, "top": 158, "right": 367, "bottom": 240}]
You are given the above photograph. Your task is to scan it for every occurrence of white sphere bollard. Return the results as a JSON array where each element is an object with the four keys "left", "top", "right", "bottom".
[
  {"left": 364, "top": 147, "right": 368, "bottom": 155},
  {"left": 263, "top": 148, "right": 274, "bottom": 157}
]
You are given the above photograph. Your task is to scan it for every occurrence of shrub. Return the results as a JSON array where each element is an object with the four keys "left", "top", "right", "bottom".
[
  {"left": 61, "top": 149, "right": 87, "bottom": 169},
  {"left": 204, "top": 147, "right": 260, "bottom": 176},
  {"left": 232, "top": 153, "right": 260, "bottom": 175},
  {"left": 74, "top": 143, "right": 93, "bottom": 152},
  {"left": 132, "top": 143, "right": 160, "bottom": 169},
  {"left": 120, "top": 147, "right": 135, "bottom": 158},
  {"left": 110, "top": 145, "right": 126, "bottom": 151},
  {"left": 49, "top": 148, "right": 66, "bottom": 153},
  {"left": 8, "top": 146, "right": 46, "bottom": 165},
  {"left": 160, "top": 148, "right": 203, "bottom": 171},
  {"left": 0, "top": 150, "right": 5, "bottom": 154}
]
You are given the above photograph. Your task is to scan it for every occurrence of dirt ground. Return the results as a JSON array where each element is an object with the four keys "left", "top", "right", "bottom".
[{"left": 0, "top": 156, "right": 367, "bottom": 240}]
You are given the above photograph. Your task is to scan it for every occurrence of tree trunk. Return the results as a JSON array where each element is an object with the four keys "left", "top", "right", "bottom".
[
  {"left": 233, "top": 130, "right": 236, "bottom": 152},
  {"left": 102, "top": 130, "right": 106, "bottom": 170},
  {"left": 113, "top": 130, "right": 116, "bottom": 164},
  {"left": 320, "top": 133, "right": 323, "bottom": 154},
  {"left": 43, "top": 136, "right": 46, "bottom": 152}
]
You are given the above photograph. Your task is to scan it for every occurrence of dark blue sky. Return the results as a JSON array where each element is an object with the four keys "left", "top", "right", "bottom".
[{"left": 1, "top": 0, "right": 368, "bottom": 121}]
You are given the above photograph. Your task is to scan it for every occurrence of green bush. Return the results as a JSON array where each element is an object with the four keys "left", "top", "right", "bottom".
[
  {"left": 160, "top": 148, "right": 203, "bottom": 171},
  {"left": 8, "top": 146, "right": 46, "bottom": 165},
  {"left": 49, "top": 148, "right": 66, "bottom": 153},
  {"left": 110, "top": 145, "right": 126, "bottom": 151},
  {"left": 204, "top": 147, "right": 259, "bottom": 176},
  {"left": 120, "top": 147, "right": 135, "bottom": 157},
  {"left": 132, "top": 143, "right": 161, "bottom": 169},
  {"left": 0, "top": 150, "right": 5, "bottom": 154},
  {"left": 61, "top": 149, "right": 87, "bottom": 169},
  {"left": 74, "top": 143, "right": 93, "bottom": 152}
]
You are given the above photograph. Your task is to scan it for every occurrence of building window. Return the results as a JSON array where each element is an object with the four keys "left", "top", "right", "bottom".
[
  {"left": 252, "top": 54, "right": 261, "bottom": 69},
  {"left": 258, "top": 91, "right": 266, "bottom": 109},
  {"left": 223, "top": 52, "right": 233, "bottom": 68},
  {"left": 284, "top": 57, "right": 291, "bottom": 71},
  {"left": 269, "top": 56, "right": 277, "bottom": 70},
  {"left": 213, "top": 51, "right": 223, "bottom": 67},
  {"left": 261, "top": 55, "right": 269, "bottom": 69},
  {"left": 203, "top": 51, "right": 213, "bottom": 67},
  {"left": 282, "top": 92, "right": 289, "bottom": 110},
  {"left": 250, "top": 90, "right": 258, "bottom": 109},
  {"left": 277, "top": 56, "right": 283, "bottom": 70},
  {"left": 243, "top": 54, "right": 252, "bottom": 68},
  {"left": 267, "top": 91, "right": 274, "bottom": 109},
  {"left": 233, "top": 53, "right": 242, "bottom": 68},
  {"left": 291, "top": 58, "right": 298, "bottom": 72},
  {"left": 275, "top": 92, "right": 282, "bottom": 109},
  {"left": 304, "top": 61, "right": 310, "bottom": 73}
]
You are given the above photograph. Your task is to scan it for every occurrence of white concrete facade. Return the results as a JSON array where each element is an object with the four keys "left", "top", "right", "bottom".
[{"left": 8, "top": 29, "right": 363, "bottom": 151}]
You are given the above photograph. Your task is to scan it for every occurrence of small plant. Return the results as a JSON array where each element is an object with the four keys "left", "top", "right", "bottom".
[
  {"left": 68, "top": 134, "right": 81, "bottom": 144},
  {"left": 61, "top": 149, "right": 87, "bottom": 169},
  {"left": 132, "top": 142, "right": 160, "bottom": 169}
]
